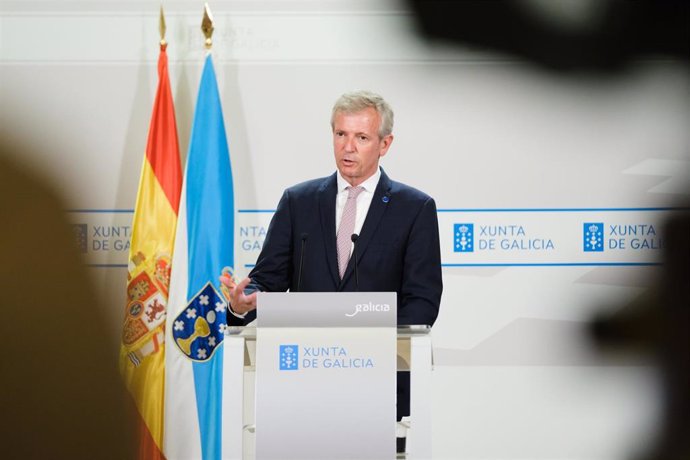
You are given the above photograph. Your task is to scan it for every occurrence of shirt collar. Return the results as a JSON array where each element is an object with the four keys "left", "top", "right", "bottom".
[{"left": 336, "top": 167, "right": 381, "bottom": 193}]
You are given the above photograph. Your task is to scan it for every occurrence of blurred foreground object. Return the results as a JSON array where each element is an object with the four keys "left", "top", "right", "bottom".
[
  {"left": 409, "top": 2, "right": 689, "bottom": 457},
  {"left": 408, "top": 0, "right": 689, "bottom": 72},
  {"left": 0, "top": 140, "right": 134, "bottom": 459},
  {"left": 592, "top": 205, "right": 690, "bottom": 460}
]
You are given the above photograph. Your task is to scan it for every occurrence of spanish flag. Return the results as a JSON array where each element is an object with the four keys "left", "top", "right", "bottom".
[{"left": 120, "top": 43, "right": 182, "bottom": 460}]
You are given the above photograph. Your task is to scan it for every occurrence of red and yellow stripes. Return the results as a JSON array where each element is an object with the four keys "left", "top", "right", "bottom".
[{"left": 120, "top": 44, "right": 181, "bottom": 460}]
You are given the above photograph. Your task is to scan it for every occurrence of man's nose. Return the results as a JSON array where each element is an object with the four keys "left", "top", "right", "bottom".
[{"left": 344, "top": 136, "right": 356, "bottom": 152}]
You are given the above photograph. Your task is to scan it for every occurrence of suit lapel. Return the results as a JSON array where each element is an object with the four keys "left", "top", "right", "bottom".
[
  {"left": 340, "top": 168, "right": 392, "bottom": 285},
  {"left": 318, "top": 173, "right": 340, "bottom": 287}
]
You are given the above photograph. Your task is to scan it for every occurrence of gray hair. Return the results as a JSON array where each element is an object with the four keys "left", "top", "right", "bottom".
[{"left": 330, "top": 90, "right": 394, "bottom": 138}]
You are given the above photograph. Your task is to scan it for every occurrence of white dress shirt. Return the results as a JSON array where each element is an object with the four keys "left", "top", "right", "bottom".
[{"left": 335, "top": 168, "right": 381, "bottom": 256}]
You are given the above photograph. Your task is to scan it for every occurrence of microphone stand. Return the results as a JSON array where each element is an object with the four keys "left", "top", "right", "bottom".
[{"left": 350, "top": 233, "right": 359, "bottom": 291}]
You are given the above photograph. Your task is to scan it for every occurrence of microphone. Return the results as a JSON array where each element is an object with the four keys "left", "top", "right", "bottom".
[
  {"left": 350, "top": 233, "right": 359, "bottom": 291},
  {"left": 297, "top": 233, "right": 308, "bottom": 291}
]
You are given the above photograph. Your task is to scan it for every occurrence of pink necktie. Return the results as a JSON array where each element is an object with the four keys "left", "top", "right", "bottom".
[{"left": 337, "top": 186, "right": 364, "bottom": 278}]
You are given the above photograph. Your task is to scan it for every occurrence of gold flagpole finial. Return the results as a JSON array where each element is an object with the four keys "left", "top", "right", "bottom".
[
  {"left": 159, "top": 5, "right": 167, "bottom": 46},
  {"left": 201, "top": 3, "right": 214, "bottom": 49}
]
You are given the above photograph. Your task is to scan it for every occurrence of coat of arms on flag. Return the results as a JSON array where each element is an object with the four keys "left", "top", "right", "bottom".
[
  {"left": 172, "top": 282, "right": 228, "bottom": 361},
  {"left": 123, "top": 253, "right": 172, "bottom": 366}
]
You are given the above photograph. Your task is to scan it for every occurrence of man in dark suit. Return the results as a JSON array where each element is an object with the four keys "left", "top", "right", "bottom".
[{"left": 222, "top": 90, "right": 442, "bottom": 440}]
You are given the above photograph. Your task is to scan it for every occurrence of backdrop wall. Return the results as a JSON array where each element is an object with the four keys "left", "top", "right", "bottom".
[{"left": 2, "top": 1, "right": 688, "bottom": 458}]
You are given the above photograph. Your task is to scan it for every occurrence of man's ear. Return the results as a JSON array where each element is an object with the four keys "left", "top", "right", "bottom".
[{"left": 379, "top": 134, "right": 394, "bottom": 158}]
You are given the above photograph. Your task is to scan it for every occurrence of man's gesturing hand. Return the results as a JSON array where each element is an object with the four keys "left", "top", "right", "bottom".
[{"left": 219, "top": 275, "right": 257, "bottom": 315}]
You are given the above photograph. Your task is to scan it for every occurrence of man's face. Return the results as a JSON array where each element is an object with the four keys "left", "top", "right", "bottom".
[{"left": 333, "top": 107, "right": 393, "bottom": 186}]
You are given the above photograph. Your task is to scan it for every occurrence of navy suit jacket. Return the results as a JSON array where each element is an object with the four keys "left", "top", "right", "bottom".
[{"left": 243, "top": 168, "right": 442, "bottom": 326}]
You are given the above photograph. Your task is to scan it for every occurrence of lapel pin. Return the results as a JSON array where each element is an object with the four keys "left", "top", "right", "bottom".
[{"left": 382, "top": 196, "right": 390, "bottom": 203}]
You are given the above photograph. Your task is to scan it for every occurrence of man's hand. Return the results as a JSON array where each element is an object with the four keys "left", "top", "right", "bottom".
[{"left": 219, "top": 275, "right": 257, "bottom": 315}]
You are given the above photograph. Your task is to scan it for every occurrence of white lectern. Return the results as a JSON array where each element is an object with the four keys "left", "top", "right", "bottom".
[{"left": 222, "top": 292, "right": 432, "bottom": 460}]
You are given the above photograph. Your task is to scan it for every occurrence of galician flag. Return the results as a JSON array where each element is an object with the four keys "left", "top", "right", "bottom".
[
  {"left": 120, "top": 42, "right": 182, "bottom": 460},
  {"left": 164, "top": 52, "right": 237, "bottom": 459}
]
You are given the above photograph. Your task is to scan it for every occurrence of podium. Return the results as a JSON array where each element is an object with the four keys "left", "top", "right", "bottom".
[{"left": 222, "top": 292, "right": 433, "bottom": 459}]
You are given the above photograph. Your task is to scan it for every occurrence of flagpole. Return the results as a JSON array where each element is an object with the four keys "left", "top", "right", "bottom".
[
  {"left": 159, "top": 4, "right": 167, "bottom": 48},
  {"left": 202, "top": 3, "right": 214, "bottom": 50}
]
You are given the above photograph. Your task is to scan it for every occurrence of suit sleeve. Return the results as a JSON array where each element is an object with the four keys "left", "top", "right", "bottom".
[
  {"left": 247, "top": 189, "right": 294, "bottom": 294},
  {"left": 398, "top": 196, "right": 443, "bottom": 326}
]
